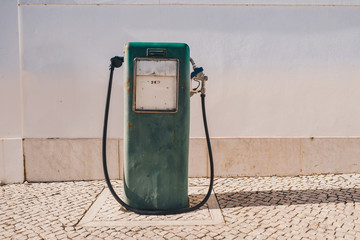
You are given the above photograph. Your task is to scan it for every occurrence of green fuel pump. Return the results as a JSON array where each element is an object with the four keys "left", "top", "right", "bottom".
[{"left": 102, "top": 42, "right": 213, "bottom": 215}]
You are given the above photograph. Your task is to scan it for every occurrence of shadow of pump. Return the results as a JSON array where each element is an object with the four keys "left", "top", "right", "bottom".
[{"left": 213, "top": 188, "right": 360, "bottom": 209}]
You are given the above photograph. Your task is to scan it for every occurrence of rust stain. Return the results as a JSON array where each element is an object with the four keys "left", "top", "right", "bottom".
[
  {"left": 127, "top": 83, "right": 132, "bottom": 93},
  {"left": 124, "top": 78, "right": 130, "bottom": 88},
  {"left": 128, "top": 121, "right": 133, "bottom": 129},
  {"left": 124, "top": 77, "right": 132, "bottom": 93}
]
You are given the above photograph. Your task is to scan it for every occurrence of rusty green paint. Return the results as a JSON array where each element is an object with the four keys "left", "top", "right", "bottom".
[{"left": 123, "top": 42, "right": 190, "bottom": 210}]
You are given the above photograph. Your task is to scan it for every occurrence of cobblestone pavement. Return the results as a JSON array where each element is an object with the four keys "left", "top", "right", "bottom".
[{"left": 1, "top": 174, "right": 360, "bottom": 239}]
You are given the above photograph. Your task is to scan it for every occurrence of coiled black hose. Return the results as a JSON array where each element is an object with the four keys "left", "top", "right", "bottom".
[{"left": 102, "top": 58, "right": 214, "bottom": 215}]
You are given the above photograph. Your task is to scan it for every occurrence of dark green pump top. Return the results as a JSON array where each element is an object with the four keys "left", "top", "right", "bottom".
[{"left": 123, "top": 42, "right": 190, "bottom": 210}]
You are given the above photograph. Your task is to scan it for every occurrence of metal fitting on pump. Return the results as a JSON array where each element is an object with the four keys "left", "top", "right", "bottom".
[
  {"left": 190, "top": 58, "right": 208, "bottom": 97},
  {"left": 190, "top": 58, "right": 197, "bottom": 69}
]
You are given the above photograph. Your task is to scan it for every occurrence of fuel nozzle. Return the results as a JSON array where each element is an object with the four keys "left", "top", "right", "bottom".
[{"left": 190, "top": 58, "right": 208, "bottom": 96}]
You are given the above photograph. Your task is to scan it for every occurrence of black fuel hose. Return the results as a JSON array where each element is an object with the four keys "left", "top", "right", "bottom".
[{"left": 102, "top": 58, "right": 214, "bottom": 215}]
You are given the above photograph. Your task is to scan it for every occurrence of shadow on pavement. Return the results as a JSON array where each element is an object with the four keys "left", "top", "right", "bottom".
[{"left": 212, "top": 188, "right": 360, "bottom": 208}]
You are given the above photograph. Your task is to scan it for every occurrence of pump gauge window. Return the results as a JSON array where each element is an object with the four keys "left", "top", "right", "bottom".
[{"left": 133, "top": 58, "right": 179, "bottom": 113}]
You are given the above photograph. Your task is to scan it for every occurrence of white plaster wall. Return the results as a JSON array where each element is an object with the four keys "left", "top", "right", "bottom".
[
  {"left": 0, "top": 0, "right": 24, "bottom": 183},
  {"left": 2, "top": 0, "right": 360, "bottom": 181},
  {"left": 18, "top": 2, "right": 360, "bottom": 139},
  {"left": 0, "top": 0, "right": 22, "bottom": 138}
]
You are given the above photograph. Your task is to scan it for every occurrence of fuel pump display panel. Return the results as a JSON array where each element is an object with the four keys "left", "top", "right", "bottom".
[{"left": 134, "top": 59, "right": 179, "bottom": 113}]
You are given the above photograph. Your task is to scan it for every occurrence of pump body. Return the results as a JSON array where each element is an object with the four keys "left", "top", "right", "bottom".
[{"left": 123, "top": 42, "right": 190, "bottom": 210}]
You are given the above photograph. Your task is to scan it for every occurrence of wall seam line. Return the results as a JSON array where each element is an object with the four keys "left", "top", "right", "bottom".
[{"left": 17, "top": 1, "right": 24, "bottom": 140}]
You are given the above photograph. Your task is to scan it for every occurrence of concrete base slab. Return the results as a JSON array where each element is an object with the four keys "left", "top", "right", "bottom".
[
  {"left": 78, "top": 185, "right": 224, "bottom": 227},
  {"left": 0, "top": 138, "right": 24, "bottom": 183},
  {"left": 24, "top": 138, "right": 119, "bottom": 182},
  {"left": 23, "top": 137, "right": 360, "bottom": 182}
]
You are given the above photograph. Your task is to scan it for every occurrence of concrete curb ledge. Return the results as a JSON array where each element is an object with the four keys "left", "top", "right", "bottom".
[
  {"left": 23, "top": 137, "right": 360, "bottom": 182},
  {"left": 0, "top": 138, "right": 24, "bottom": 184},
  {"left": 18, "top": 0, "right": 360, "bottom": 6}
]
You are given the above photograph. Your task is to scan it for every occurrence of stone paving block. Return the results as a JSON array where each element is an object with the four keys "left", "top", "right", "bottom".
[{"left": 1, "top": 174, "right": 360, "bottom": 239}]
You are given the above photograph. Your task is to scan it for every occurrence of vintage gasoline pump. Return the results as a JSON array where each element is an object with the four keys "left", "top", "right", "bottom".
[{"left": 102, "top": 42, "right": 214, "bottom": 215}]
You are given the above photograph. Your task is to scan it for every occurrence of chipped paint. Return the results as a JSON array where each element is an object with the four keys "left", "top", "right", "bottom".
[{"left": 124, "top": 77, "right": 132, "bottom": 93}]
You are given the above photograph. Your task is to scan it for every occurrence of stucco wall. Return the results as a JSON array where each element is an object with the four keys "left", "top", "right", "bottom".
[
  {"left": 1, "top": 0, "right": 360, "bottom": 182},
  {"left": 18, "top": 1, "right": 360, "bottom": 138}
]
